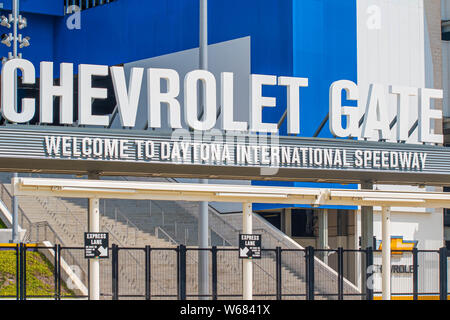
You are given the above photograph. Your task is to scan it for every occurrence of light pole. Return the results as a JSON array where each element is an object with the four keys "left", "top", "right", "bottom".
[
  {"left": 198, "top": 0, "right": 209, "bottom": 300},
  {"left": 1, "top": 0, "right": 30, "bottom": 243}
]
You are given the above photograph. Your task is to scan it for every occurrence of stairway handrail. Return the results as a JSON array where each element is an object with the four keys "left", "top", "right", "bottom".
[{"left": 155, "top": 226, "right": 178, "bottom": 245}]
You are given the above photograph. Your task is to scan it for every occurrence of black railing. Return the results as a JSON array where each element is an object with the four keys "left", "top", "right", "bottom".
[{"left": 1, "top": 244, "right": 448, "bottom": 300}]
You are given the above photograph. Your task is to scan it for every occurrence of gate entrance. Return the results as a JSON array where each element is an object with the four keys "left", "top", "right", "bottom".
[{"left": 11, "top": 177, "right": 450, "bottom": 300}]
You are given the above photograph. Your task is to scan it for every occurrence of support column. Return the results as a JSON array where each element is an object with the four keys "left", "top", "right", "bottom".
[
  {"left": 281, "top": 209, "right": 286, "bottom": 234},
  {"left": 361, "top": 182, "right": 374, "bottom": 248},
  {"left": 318, "top": 209, "right": 329, "bottom": 264},
  {"left": 198, "top": 197, "right": 209, "bottom": 299},
  {"left": 242, "top": 202, "right": 253, "bottom": 300},
  {"left": 360, "top": 181, "right": 373, "bottom": 295},
  {"left": 281, "top": 208, "right": 292, "bottom": 237},
  {"left": 87, "top": 171, "right": 100, "bottom": 300},
  {"left": 11, "top": 0, "right": 19, "bottom": 243},
  {"left": 381, "top": 206, "right": 391, "bottom": 300},
  {"left": 11, "top": 173, "right": 19, "bottom": 243},
  {"left": 285, "top": 208, "right": 292, "bottom": 237},
  {"left": 89, "top": 198, "right": 100, "bottom": 300}
]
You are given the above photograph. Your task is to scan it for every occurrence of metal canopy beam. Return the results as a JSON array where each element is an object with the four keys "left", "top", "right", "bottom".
[
  {"left": 13, "top": 178, "right": 450, "bottom": 208},
  {"left": 0, "top": 157, "right": 449, "bottom": 186}
]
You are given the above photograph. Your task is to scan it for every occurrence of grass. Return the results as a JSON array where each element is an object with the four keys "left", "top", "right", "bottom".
[
  {"left": 0, "top": 219, "right": 6, "bottom": 229},
  {"left": 0, "top": 249, "right": 75, "bottom": 297}
]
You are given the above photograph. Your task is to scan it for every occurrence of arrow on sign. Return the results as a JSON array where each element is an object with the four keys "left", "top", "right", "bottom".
[
  {"left": 98, "top": 246, "right": 108, "bottom": 257},
  {"left": 240, "top": 247, "right": 249, "bottom": 257}
]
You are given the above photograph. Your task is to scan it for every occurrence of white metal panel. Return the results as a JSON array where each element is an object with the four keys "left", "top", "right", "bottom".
[
  {"left": 372, "top": 210, "right": 443, "bottom": 250},
  {"left": 112, "top": 36, "right": 251, "bottom": 131},
  {"left": 357, "top": 0, "right": 425, "bottom": 143},
  {"left": 443, "top": 41, "right": 450, "bottom": 117},
  {"left": 357, "top": 0, "right": 430, "bottom": 213}
]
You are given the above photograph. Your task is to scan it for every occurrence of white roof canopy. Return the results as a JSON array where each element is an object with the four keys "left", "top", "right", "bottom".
[{"left": 12, "top": 177, "right": 450, "bottom": 209}]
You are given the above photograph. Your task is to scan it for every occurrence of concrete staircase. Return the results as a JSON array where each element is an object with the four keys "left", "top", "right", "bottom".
[
  {"left": 39, "top": 196, "right": 312, "bottom": 298},
  {"left": 0, "top": 182, "right": 176, "bottom": 299}
]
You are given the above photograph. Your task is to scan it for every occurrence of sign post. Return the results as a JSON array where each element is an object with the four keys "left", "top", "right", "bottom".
[
  {"left": 88, "top": 198, "right": 101, "bottom": 300},
  {"left": 239, "top": 234, "right": 261, "bottom": 259},
  {"left": 381, "top": 206, "right": 391, "bottom": 300},
  {"left": 242, "top": 203, "right": 253, "bottom": 300}
]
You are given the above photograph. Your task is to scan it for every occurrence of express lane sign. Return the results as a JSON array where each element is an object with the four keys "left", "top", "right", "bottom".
[{"left": 84, "top": 232, "right": 109, "bottom": 259}]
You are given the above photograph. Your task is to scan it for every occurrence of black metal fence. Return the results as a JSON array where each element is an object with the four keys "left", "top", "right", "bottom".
[{"left": 0, "top": 244, "right": 448, "bottom": 300}]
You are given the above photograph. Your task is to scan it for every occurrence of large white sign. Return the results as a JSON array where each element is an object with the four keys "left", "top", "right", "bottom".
[
  {"left": 43, "top": 135, "right": 428, "bottom": 171},
  {"left": 1, "top": 59, "right": 444, "bottom": 143}
]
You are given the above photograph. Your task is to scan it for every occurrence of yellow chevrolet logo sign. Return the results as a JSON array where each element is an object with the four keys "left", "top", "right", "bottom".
[{"left": 378, "top": 236, "right": 418, "bottom": 255}]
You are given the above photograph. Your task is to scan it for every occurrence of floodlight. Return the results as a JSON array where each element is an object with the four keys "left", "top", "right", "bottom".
[
  {"left": 18, "top": 15, "right": 27, "bottom": 29},
  {"left": 19, "top": 35, "right": 30, "bottom": 48},
  {"left": 1, "top": 33, "right": 12, "bottom": 47},
  {"left": 0, "top": 15, "right": 10, "bottom": 28}
]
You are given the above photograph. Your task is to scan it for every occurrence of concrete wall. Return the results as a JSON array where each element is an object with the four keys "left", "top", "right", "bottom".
[
  {"left": 0, "top": 229, "right": 25, "bottom": 243},
  {"left": 0, "top": 229, "right": 12, "bottom": 243},
  {"left": 442, "top": 0, "right": 450, "bottom": 20}
]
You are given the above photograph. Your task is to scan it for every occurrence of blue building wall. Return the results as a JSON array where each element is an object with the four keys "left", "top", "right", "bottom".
[
  {"left": 54, "top": 0, "right": 199, "bottom": 67},
  {"left": 210, "top": 0, "right": 293, "bottom": 131},
  {"left": 252, "top": 0, "right": 358, "bottom": 211},
  {"left": 293, "top": 0, "right": 357, "bottom": 139},
  {"left": 0, "top": 11, "right": 55, "bottom": 77},
  {"left": 1, "top": 0, "right": 63, "bottom": 16}
]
